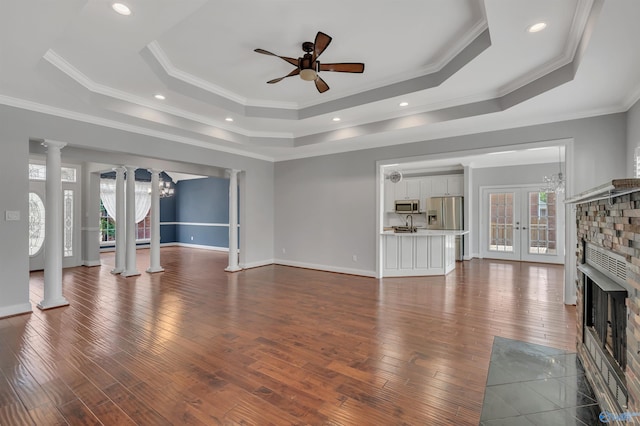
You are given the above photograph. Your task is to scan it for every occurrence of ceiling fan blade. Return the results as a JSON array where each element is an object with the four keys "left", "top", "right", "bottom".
[
  {"left": 314, "top": 76, "right": 330, "bottom": 93},
  {"left": 254, "top": 49, "right": 298, "bottom": 67},
  {"left": 319, "top": 63, "right": 365, "bottom": 73},
  {"left": 267, "top": 68, "right": 300, "bottom": 84},
  {"left": 312, "top": 32, "right": 332, "bottom": 61}
]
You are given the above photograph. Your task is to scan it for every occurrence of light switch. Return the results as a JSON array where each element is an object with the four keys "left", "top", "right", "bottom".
[{"left": 5, "top": 210, "right": 20, "bottom": 221}]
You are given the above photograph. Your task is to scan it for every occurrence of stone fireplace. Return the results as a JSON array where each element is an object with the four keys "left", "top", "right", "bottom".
[{"left": 571, "top": 179, "right": 640, "bottom": 419}]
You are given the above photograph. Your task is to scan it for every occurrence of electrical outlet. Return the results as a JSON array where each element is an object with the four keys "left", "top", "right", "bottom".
[
  {"left": 352, "top": 255, "right": 357, "bottom": 262},
  {"left": 190, "top": 236, "right": 194, "bottom": 241},
  {"left": 282, "top": 248, "right": 286, "bottom": 254}
]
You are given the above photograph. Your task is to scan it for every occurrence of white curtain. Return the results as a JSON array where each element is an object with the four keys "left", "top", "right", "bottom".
[{"left": 100, "top": 179, "right": 151, "bottom": 223}]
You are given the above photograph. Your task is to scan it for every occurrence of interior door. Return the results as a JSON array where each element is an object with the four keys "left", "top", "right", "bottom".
[{"left": 482, "top": 186, "right": 564, "bottom": 264}]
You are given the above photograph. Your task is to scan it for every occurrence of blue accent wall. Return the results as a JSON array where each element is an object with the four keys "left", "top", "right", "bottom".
[
  {"left": 159, "top": 176, "right": 233, "bottom": 248},
  {"left": 176, "top": 177, "right": 229, "bottom": 223}
]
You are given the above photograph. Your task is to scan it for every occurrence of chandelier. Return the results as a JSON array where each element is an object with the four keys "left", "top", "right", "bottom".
[
  {"left": 541, "top": 147, "right": 565, "bottom": 194},
  {"left": 158, "top": 180, "right": 175, "bottom": 198}
]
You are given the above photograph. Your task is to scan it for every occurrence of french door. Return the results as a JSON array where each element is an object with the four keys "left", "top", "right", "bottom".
[{"left": 481, "top": 186, "right": 564, "bottom": 264}]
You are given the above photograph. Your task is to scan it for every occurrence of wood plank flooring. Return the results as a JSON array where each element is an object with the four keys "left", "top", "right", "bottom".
[{"left": 0, "top": 247, "right": 576, "bottom": 425}]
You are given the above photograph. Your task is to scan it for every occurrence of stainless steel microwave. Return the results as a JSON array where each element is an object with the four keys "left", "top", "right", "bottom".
[{"left": 395, "top": 199, "right": 420, "bottom": 213}]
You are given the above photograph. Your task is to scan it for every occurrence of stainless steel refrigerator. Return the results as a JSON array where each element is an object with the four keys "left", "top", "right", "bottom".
[{"left": 426, "top": 196, "right": 464, "bottom": 260}]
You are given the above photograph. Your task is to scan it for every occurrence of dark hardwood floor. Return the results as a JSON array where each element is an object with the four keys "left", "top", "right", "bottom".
[{"left": 0, "top": 247, "right": 576, "bottom": 425}]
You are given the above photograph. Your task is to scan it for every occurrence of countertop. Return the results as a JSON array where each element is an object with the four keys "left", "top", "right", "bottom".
[{"left": 381, "top": 229, "right": 469, "bottom": 236}]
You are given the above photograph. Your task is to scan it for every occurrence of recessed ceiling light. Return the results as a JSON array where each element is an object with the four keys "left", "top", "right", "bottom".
[
  {"left": 332, "top": 117, "right": 341, "bottom": 122},
  {"left": 112, "top": 3, "right": 132, "bottom": 15},
  {"left": 225, "top": 117, "right": 234, "bottom": 122},
  {"left": 527, "top": 22, "right": 547, "bottom": 33},
  {"left": 154, "top": 94, "right": 165, "bottom": 100},
  {"left": 399, "top": 102, "right": 409, "bottom": 107}
]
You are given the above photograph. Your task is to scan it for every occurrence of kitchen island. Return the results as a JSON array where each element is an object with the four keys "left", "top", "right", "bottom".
[{"left": 381, "top": 229, "right": 469, "bottom": 277}]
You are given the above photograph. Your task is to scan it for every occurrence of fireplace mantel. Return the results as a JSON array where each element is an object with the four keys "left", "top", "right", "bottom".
[{"left": 566, "top": 178, "right": 640, "bottom": 204}]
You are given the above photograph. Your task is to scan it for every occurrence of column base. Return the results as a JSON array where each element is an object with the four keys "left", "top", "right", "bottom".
[
  {"left": 111, "top": 267, "right": 124, "bottom": 275},
  {"left": 121, "top": 270, "right": 140, "bottom": 277},
  {"left": 225, "top": 265, "right": 243, "bottom": 272},
  {"left": 37, "top": 298, "right": 70, "bottom": 311},
  {"left": 146, "top": 266, "right": 165, "bottom": 274}
]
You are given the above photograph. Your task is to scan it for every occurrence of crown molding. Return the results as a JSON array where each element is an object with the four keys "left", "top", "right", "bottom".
[
  {"left": 43, "top": 49, "right": 294, "bottom": 141},
  {"left": 497, "top": 0, "right": 595, "bottom": 97},
  {"left": 0, "top": 94, "right": 275, "bottom": 162}
]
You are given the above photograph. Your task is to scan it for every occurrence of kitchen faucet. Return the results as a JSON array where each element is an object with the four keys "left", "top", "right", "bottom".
[{"left": 405, "top": 215, "right": 413, "bottom": 230}]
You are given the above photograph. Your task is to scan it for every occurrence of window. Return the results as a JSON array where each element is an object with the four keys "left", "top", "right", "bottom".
[
  {"left": 99, "top": 200, "right": 151, "bottom": 244},
  {"left": 100, "top": 200, "right": 116, "bottom": 243},
  {"left": 28, "top": 193, "right": 45, "bottom": 256},
  {"left": 635, "top": 146, "right": 640, "bottom": 178},
  {"left": 64, "top": 190, "right": 73, "bottom": 257},
  {"left": 29, "top": 163, "right": 77, "bottom": 182}
]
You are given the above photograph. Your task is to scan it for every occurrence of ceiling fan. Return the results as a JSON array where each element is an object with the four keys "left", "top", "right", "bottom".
[{"left": 254, "top": 31, "right": 365, "bottom": 93}]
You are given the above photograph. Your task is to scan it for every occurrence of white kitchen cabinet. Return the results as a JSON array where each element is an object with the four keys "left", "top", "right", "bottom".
[
  {"left": 384, "top": 179, "right": 396, "bottom": 212},
  {"left": 430, "top": 175, "right": 463, "bottom": 196},
  {"left": 382, "top": 232, "right": 458, "bottom": 277},
  {"left": 394, "top": 178, "right": 421, "bottom": 200},
  {"left": 419, "top": 177, "right": 432, "bottom": 212}
]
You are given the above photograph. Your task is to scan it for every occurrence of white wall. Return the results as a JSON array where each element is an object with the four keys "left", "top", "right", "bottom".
[
  {"left": 274, "top": 113, "right": 627, "bottom": 276},
  {"left": 627, "top": 99, "right": 640, "bottom": 176},
  {"left": 0, "top": 104, "right": 274, "bottom": 317}
]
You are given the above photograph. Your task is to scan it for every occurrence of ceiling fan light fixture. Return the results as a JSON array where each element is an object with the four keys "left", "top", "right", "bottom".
[{"left": 299, "top": 69, "right": 318, "bottom": 81}]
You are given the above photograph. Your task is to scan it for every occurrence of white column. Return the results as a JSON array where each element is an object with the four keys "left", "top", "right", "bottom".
[
  {"left": 111, "top": 166, "right": 126, "bottom": 274},
  {"left": 121, "top": 166, "right": 140, "bottom": 277},
  {"left": 38, "top": 140, "right": 70, "bottom": 310},
  {"left": 146, "top": 169, "right": 164, "bottom": 273},
  {"left": 225, "top": 169, "right": 242, "bottom": 272}
]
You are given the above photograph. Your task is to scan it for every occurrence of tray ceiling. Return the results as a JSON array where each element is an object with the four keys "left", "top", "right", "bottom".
[{"left": 2, "top": 0, "right": 639, "bottom": 161}]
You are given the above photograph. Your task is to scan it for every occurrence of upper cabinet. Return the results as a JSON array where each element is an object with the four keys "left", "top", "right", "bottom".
[
  {"left": 395, "top": 179, "right": 421, "bottom": 200},
  {"left": 385, "top": 178, "right": 423, "bottom": 212},
  {"left": 385, "top": 174, "right": 463, "bottom": 213},
  {"left": 430, "top": 175, "right": 463, "bottom": 197}
]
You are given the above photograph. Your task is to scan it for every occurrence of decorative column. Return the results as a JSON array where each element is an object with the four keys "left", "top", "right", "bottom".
[
  {"left": 225, "top": 169, "right": 242, "bottom": 272},
  {"left": 38, "top": 140, "right": 70, "bottom": 310},
  {"left": 121, "top": 166, "right": 140, "bottom": 277},
  {"left": 146, "top": 169, "right": 164, "bottom": 273},
  {"left": 111, "top": 166, "right": 126, "bottom": 274}
]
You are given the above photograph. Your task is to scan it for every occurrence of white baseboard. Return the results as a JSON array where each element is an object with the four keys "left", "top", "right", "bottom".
[
  {"left": 82, "top": 260, "right": 102, "bottom": 267},
  {"left": 240, "top": 259, "right": 275, "bottom": 269},
  {"left": 164, "top": 242, "right": 229, "bottom": 252},
  {"left": 274, "top": 258, "right": 376, "bottom": 277},
  {"left": 0, "top": 303, "right": 32, "bottom": 319}
]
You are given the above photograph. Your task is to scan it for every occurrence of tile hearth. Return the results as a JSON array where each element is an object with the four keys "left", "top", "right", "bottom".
[{"left": 480, "top": 337, "right": 601, "bottom": 425}]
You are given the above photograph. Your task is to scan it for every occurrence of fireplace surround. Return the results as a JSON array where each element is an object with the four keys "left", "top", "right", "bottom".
[{"left": 569, "top": 179, "right": 640, "bottom": 419}]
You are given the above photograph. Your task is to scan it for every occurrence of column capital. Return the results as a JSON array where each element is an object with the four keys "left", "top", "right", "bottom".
[
  {"left": 226, "top": 169, "right": 242, "bottom": 177},
  {"left": 41, "top": 140, "right": 67, "bottom": 150},
  {"left": 147, "top": 168, "right": 163, "bottom": 174}
]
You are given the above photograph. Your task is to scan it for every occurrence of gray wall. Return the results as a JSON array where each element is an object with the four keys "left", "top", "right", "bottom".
[
  {"left": 0, "top": 104, "right": 274, "bottom": 316},
  {"left": 274, "top": 113, "right": 627, "bottom": 275},
  {"left": 628, "top": 99, "right": 640, "bottom": 176}
]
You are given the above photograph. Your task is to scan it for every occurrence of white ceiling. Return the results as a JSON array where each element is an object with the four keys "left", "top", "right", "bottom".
[{"left": 2, "top": 0, "right": 639, "bottom": 164}]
